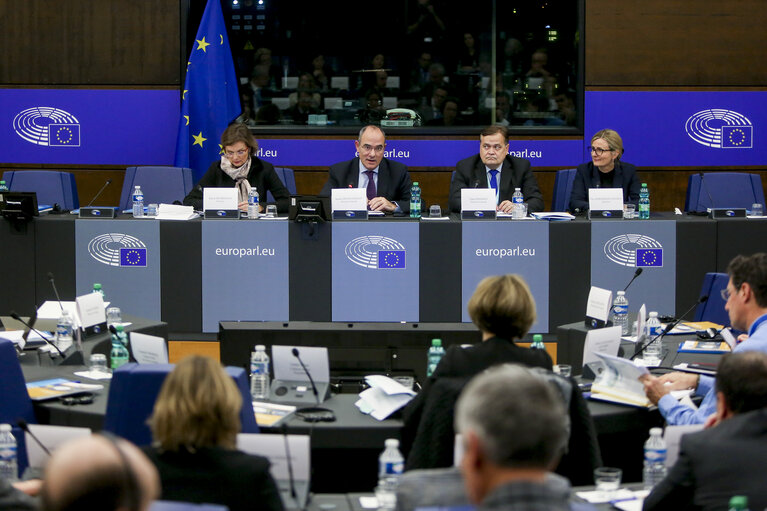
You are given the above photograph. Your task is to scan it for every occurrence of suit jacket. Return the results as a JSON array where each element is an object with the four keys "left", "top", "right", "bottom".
[
  {"left": 143, "top": 446, "right": 284, "bottom": 511},
  {"left": 449, "top": 154, "right": 544, "bottom": 213},
  {"left": 643, "top": 408, "right": 767, "bottom": 511},
  {"left": 569, "top": 161, "right": 640, "bottom": 212},
  {"left": 182, "top": 158, "right": 290, "bottom": 213},
  {"left": 319, "top": 157, "right": 412, "bottom": 212}
]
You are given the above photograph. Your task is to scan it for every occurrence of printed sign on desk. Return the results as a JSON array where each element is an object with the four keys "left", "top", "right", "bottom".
[
  {"left": 75, "top": 220, "right": 161, "bottom": 320},
  {"left": 590, "top": 221, "right": 677, "bottom": 317},
  {"left": 201, "top": 221, "right": 289, "bottom": 332},
  {"left": 332, "top": 221, "right": 419, "bottom": 322},
  {"left": 461, "top": 222, "right": 550, "bottom": 332}
]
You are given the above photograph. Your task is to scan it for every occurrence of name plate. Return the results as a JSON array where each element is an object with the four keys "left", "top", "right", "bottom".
[
  {"left": 588, "top": 188, "right": 623, "bottom": 219},
  {"left": 331, "top": 188, "right": 368, "bottom": 220},
  {"left": 709, "top": 208, "right": 747, "bottom": 218},
  {"left": 460, "top": 189, "right": 496, "bottom": 220},
  {"left": 79, "top": 207, "right": 117, "bottom": 219}
]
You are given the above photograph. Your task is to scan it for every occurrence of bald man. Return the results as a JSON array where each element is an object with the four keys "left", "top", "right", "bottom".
[{"left": 41, "top": 435, "right": 160, "bottom": 511}]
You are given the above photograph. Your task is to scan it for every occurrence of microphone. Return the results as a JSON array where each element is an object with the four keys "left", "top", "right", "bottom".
[
  {"left": 291, "top": 348, "right": 335, "bottom": 423},
  {"left": 84, "top": 179, "right": 112, "bottom": 207},
  {"left": 280, "top": 424, "right": 298, "bottom": 502},
  {"left": 472, "top": 179, "right": 480, "bottom": 188},
  {"left": 699, "top": 172, "right": 716, "bottom": 212},
  {"left": 623, "top": 268, "right": 643, "bottom": 292},
  {"left": 48, "top": 272, "right": 65, "bottom": 312},
  {"left": 17, "top": 419, "right": 52, "bottom": 457},
  {"left": 631, "top": 295, "right": 708, "bottom": 360},
  {"left": 10, "top": 311, "right": 65, "bottom": 358}
]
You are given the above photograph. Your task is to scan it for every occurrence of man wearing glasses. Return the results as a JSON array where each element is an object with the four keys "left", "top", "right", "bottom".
[
  {"left": 640, "top": 253, "right": 767, "bottom": 425},
  {"left": 320, "top": 125, "right": 412, "bottom": 213},
  {"left": 448, "top": 125, "right": 543, "bottom": 214}
]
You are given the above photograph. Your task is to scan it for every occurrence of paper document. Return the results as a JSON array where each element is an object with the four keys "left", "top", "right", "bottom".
[
  {"left": 531, "top": 212, "right": 575, "bottom": 221},
  {"left": 589, "top": 353, "right": 651, "bottom": 407},
  {"left": 130, "top": 332, "right": 168, "bottom": 364},
  {"left": 356, "top": 375, "right": 416, "bottom": 420},
  {"left": 157, "top": 204, "right": 197, "bottom": 220}
]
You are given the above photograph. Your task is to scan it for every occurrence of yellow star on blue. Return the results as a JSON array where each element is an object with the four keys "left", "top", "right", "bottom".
[
  {"left": 192, "top": 132, "right": 207, "bottom": 148},
  {"left": 182, "top": 89, "right": 188, "bottom": 100},
  {"left": 184, "top": 115, "right": 189, "bottom": 126},
  {"left": 196, "top": 36, "right": 211, "bottom": 53},
  {"left": 220, "top": 34, "right": 224, "bottom": 45}
]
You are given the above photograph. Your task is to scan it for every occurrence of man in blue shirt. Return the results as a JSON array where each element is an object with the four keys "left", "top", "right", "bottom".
[{"left": 641, "top": 253, "right": 767, "bottom": 425}]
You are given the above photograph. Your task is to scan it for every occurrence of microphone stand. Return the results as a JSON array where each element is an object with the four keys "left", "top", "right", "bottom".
[{"left": 292, "top": 348, "right": 336, "bottom": 423}]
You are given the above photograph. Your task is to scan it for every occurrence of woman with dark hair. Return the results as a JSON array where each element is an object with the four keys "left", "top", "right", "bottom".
[
  {"left": 143, "top": 356, "right": 284, "bottom": 511},
  {"left": 182, "top": 123, "right": 289, "bottom": 212}
]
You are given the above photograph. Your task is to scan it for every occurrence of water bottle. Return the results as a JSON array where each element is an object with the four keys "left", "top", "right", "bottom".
[
  {"left": 250, "top": 345, "right": 270, "bottom": 400},
  {"left": 55, "top": 309, "right": 74, "bottom": 349},
  {"left": 115, "top": 324, "right": 129, "bottom": 348},
  {"left": 642, "top": 427, "right": 667, "bottom": 490},
  {"left": 409, "top": 182, "right": 421, "bottom": 218},
  {"left": 426, "top": 338, "right": 445, "bottom": 377},
  {"left": 248, "top": 186, "right": 260, "bottom": 219},
  {"left": 110, "top": 327, "right": 130, "bottom": 369},
  {"left": 511, "top": 187, "right": 525, "bottom": 219},
  {"left": 377, "top": 438, "right": 404, "bottom": 510},
  {"left": 0, "top": 180, "right": 8, "bottom": 193},
  {"left": 643, "top": 311, "right": 662, "bottom": 363},
  {"left": 728, "top": 496, "right": 750, "bottom": 511},
  {"left": 132, "top": 185, "right": 144, "bottom": 217},
  {"left": 92, "top": 283, "right": 105, "bottom": 300},
  {"left": 0, "top": 424, "right": 18, "bottom": 483},
  {"left": 531, "top": 334, "right": 545, "bottom": 349},
  {"left": 639, "top": 182, "right": 650, "bottom": 220},
  {"left": 611, "top": 290, "right": 629, "bottom": 335}
]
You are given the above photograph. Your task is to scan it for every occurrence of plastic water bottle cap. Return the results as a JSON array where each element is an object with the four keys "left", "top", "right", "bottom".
[
  {"left": 650, "top": 427, "right": 662, "bottom": 435},
  {"left": 116, "top": 325, "right": 124, "bottom": 332},
  {"left": 0, "top": 424, "right": 11, "bottom": 432},
  {"left": 255, "top": 344, "right": 266, "bottom": 351},
  {"left": 617, "top": 290, "right": 625, "bottom": 296},
  {"left": 533, "top": 334, "right": 542, "bottom": 342},
  {"left": 431, "top": 338, "right": 442, "bottom": 346},
  {"left": 385, "top": 438, "right": 399, "bottom": 447}
]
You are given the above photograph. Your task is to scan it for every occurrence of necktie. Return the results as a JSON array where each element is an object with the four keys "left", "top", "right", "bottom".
[
  {"left": 489, "top": 169, "right": 499, "bottom": 192},
  {"left": 365, "top": 170, "right": 376, "bottom": 201}
]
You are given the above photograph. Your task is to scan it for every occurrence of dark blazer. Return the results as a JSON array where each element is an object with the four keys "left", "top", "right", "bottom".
[
  {"left": 182, "top": 158, "right": 290, "bottom": 213},
  {"left": 319, "top": 157, "right": 412, "bottom": 212},
  {"left": 643, "top": 408, "right": 767, "bottom": 511},
  {"left": 449, "top": 154, "right": 544, "bottom": 213},
  {"left": 143, "top": 446, "right": 284, "bottom": 511},
  {"left": 569, "top": 161, "right": 640, "bottom": 212},
  {"left": 401, "top": 337, "right": 552, "bottom": 464}
]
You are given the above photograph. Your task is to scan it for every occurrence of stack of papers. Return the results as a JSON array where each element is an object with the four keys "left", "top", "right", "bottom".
[
  {"left": 156, "top": 204, "right": 197, "bottom": 220},
  {"left": 355, "top": 375, "right": 416, "bottom": 420},
  {"left": 531, "top": 212, "right": 575, "bottom": 221}
]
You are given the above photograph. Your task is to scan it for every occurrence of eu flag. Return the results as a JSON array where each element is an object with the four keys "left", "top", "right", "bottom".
[
  {"left": 48, "top": 124, "right": 81, "bottom": 146},
  {"left": 721, "top": 126, "right": 753, "bottom": 148},
  {"left": 174, "top": 0, "right": 241, "bottom": 182},
  {"left": 636, "top": 248, "right": 662, "bottom": 267},
  {"left": 120, "top": 248, "right": 147, "bottom": 267},
  {"left": 378, "top": 250, "right": 406, "bottom": 269}
]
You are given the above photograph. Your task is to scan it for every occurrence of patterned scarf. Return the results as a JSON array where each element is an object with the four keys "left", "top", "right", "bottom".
[{"left": 220, "top": 155, "right": 252, "bottom": 204}]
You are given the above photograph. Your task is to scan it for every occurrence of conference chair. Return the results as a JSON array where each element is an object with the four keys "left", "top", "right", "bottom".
[
  {"left": 120, "top": 166, "right": 194, "bottom": 211},
  {"left": 103, "top": 363, "right": 258, "bottom": 446},
  {"left": 1, "top": 170, "right": 79, "bottom": 210},
  {"left": 684, "top": 172, "right": 766, "bottom": 213},
  {"left": 551, "top": 168, "right": 577, "bottom": 212},
  {"left": 266, "top": 167, "right": 297, "bottom": 202},
  {"left": 694, "top": 272, "right": 730, "bottom": 327},
  {"left": 0, "top": 339, "right": 37, "bottom": 477}
]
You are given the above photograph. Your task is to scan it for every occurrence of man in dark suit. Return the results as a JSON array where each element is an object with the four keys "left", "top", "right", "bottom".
[
  {"left": 320, "top": 125, "right": 412, "bottom": 213},
  {"left": 449, "top": 125, "right": 544, "bottom": 213},
  {"left": 644, "top": 351, "right": 767, "bottom": 511}
]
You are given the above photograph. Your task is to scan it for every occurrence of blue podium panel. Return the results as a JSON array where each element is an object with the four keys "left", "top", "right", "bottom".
[
  {"left": 591, "top": 221, "right": 677, "bottom": 316},
  {"left": 461, "top": 222, "right": 550, "bottom": 333},
  {"left": 332, "top": 222, "right": 419, "bottom": 322},
  {"left": 201, "top": 221, "right": 289, "bottom": 332},
  {"left": 75, "top": 220, "right": 161, "bottom": 320}
]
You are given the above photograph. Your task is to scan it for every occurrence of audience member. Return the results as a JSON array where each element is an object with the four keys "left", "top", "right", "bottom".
[
  {"left": 252, "top": 47, "right": 282, "bottom": 89},
  {"left": 143, "top": 356, "right": 283, "bottom": 511},
  {"left": 641, "top": 253, "right": 767, "bottom": 424},
  {"left": 288, "top": 73, "right": 322, "bottom": 109},
  {"left": 418, "top": 84, "right": 449, "bottom": 122},
  {"left": 553, "top": 90, "right": 577, "bottom": 126},
  {"left": 408, "top": 51, "right": 433, "bottom": 93},
  {"left": 235, "top": 90, "right": 258, "bottom": 127},
  {"left": 426, "top": 96, "right": 461, "bottom": 126},
  {"left": 41, "top": 435, "right": 160, "bottom": 511},
  {"left": 494, "top": 91, "right": 512, "bottom": 126},
  {"left": 320, "top": 125, "right": 412, "bottom": 213},
  {"left": 358, "top": 90, "right": 387, "bottom": 124},
  {"left": 449, "top": 125, "right": 544, "bottom": 213},
  {"left": 457, "top": 32, "right": 480, "bottom": 73},
  {"left": 310, "top": 54, "right": 332, "bottom": 92},
  {"left": 249, "top": 64, "right": 273, "bottom": 109},
  {"left": 255, "top": 102, "right": 282, "bottom": 125},
  {"left": 456, "top": 364, "right": 572, "bottom": 511},
  {"left": 569, "top": 129, "right": 640, "bottom": 212},
  {"left": 182, "top": 123, "right": 289, "bottom": 212},
  {"left": 644, "top": 351, "right": 767, "bottom": 511},
  {"left": 286, "top": 90, "right": 320, "bottom": 125},
  {"left": 421, "top": 62, "right": 449, "bottom": 106}
]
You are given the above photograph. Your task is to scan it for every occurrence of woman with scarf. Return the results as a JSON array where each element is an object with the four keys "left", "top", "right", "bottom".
[{"left": 183, "top": 123, "right": 289, "bottom": 213}]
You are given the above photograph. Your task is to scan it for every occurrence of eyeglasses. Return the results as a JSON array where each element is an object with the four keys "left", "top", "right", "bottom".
[
  {"left": 589, "top": 146, "right": 613, "bottom": 156},
  {"left": 482, "top": 144, "right": 507, "bottom": 152},
  {"left": 360, "top": 144, "right": 385, "bottom": 153},
  {"left": 225, "top": 149, "right": 248, "bottom": 158},
  {"left": 721, "top": 287, "right": 733, "bottom": 301}
]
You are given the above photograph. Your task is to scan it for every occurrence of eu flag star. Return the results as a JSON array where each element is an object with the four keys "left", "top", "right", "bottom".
[
  {"left": 192, "top": 132, "right": 207, "bottom": 147},
  {"left": 220, "top": 34, "right": 224, "bottom": 45},
  {"left": 184, "top": 115, "right": 189, "bottom": 126},
  {"left": 182, "top": 89, "right": 188, "bottom": 100},
  {"left": 196, "top": 36, "right": 211, "bottom": 52}
]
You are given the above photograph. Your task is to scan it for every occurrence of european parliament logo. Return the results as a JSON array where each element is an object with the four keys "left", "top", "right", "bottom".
[
  {"left": 13, "top": 107, "right": 81, "bottom": 147},
  {"left": 685, "top": 109, "right": 753, "bottom": 149},
  {"left": 88, "top": 233, "right": 148, "bottom": 267},
  {"left": 345, "top": 235, "right": 406, "bottom": 269},
  {"left": 604, "top": 234, "right": 663, "bottom": 268}
]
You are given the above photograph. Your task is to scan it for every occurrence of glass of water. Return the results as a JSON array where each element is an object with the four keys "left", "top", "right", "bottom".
[
  {"left": 553, "top": 364, "right": 572, "bottom": 377},
  {"left": 89, "top": 353, "right": 109, "bottom": 375},
  {"left": 594, "top": 467, "right": 622, "bottom": 499},
  {"left": 265, "top": 204, "right": 278, "bottom": 218},
  {"left": 106, "top": 306, "right": 122, "bottom": 326},
  {"left": 752, "top": 203, "right": 763, "bottom": 217},
  {"left": 429, "top": 205, "right": 441, "bottom": 218}
]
